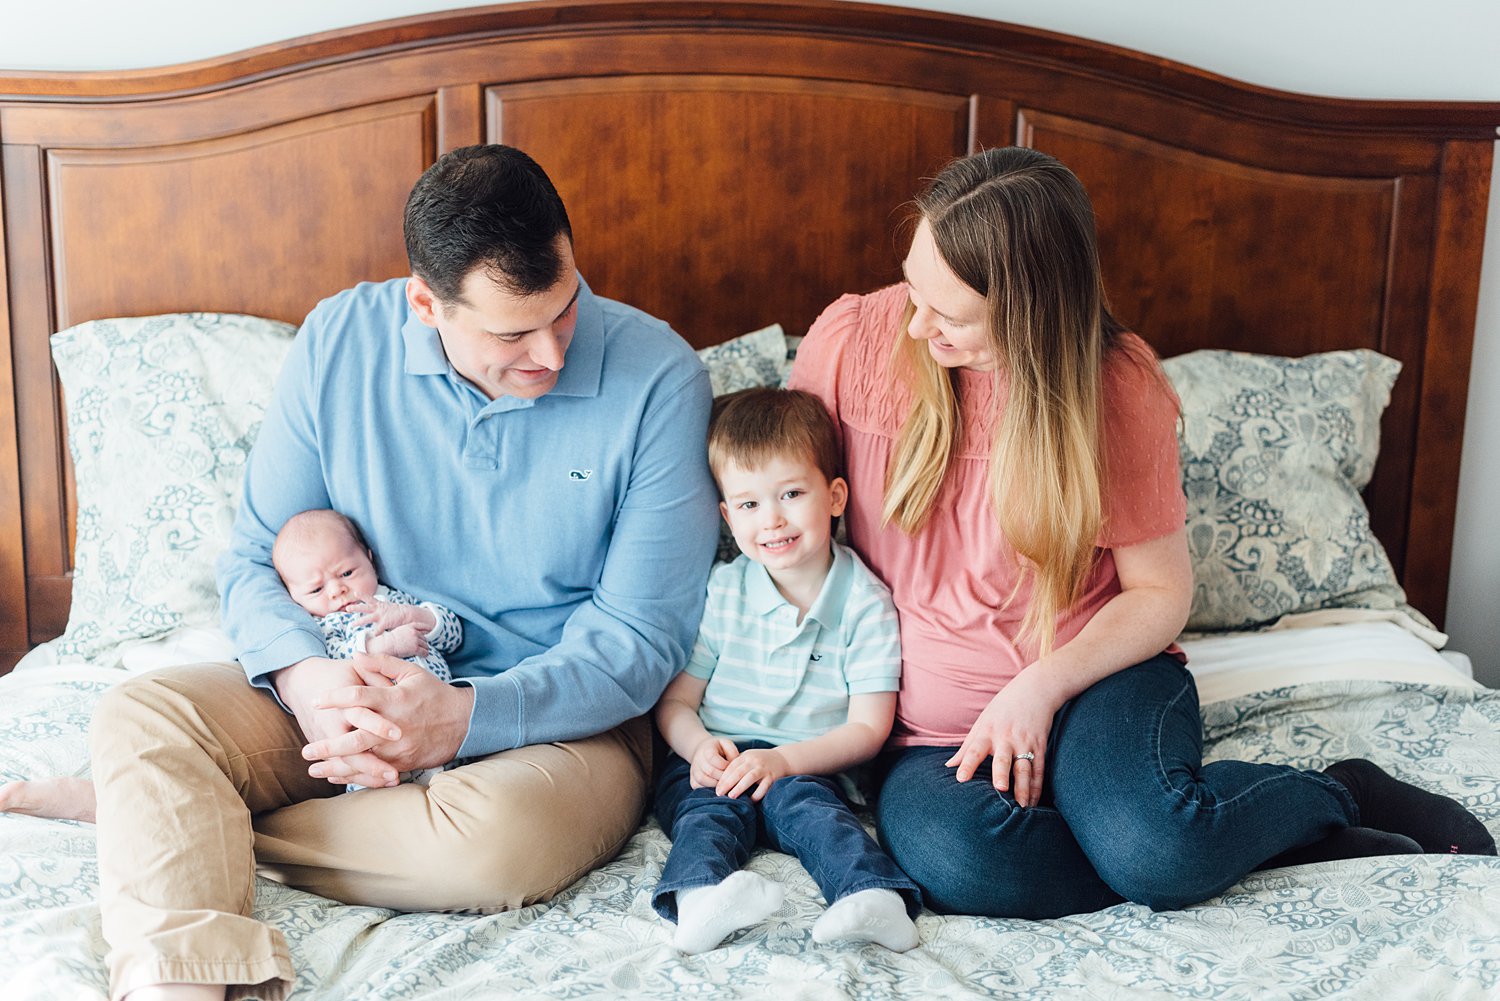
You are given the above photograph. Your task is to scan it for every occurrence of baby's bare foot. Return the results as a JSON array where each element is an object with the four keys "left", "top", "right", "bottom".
[{"left": 0, "top": 777, "right": 98, "bottom": 823}]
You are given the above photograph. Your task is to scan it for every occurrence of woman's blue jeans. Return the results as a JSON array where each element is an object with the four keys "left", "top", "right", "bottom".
[
  {"left": 875, "top": 653, "right": 1359, "bottom": 918},
  {"left": 653, "top": 741, "right": 921, "bottom": 920}
]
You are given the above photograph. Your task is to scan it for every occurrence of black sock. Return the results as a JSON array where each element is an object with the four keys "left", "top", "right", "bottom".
[
  {"left": 1323, "top": 758, "right": 1497, "bottom": 856},
  {"left": 1260, "top": 826, "right": 1420, "bottom": 870}
]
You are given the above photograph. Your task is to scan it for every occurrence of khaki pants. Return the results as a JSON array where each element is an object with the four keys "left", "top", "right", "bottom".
[{"left": 90, "top": 661, "right": 651, "bottom": 1001}]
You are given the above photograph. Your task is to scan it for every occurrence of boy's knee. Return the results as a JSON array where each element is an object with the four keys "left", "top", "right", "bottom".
[{"left": 761, "top": 772, "right": 835, "bottom": 808}]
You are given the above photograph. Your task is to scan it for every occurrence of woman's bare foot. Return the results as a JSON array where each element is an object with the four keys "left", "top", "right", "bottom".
[{"left": 0, "top": 776, "right": 97, "bottom": 823}]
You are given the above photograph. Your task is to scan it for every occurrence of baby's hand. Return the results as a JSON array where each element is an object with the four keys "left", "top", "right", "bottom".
[
  {"left": 364, "top": 623, "right": 429, "bottom": 660},
  {"left": 715, "top": 747, "right": 792, "bottom": 801},
  {"left": 349, "top": 598, "right": 436, "bottom": 637},
  {"left": 689, "top": 737, "right": 740, "bottom": 790}
]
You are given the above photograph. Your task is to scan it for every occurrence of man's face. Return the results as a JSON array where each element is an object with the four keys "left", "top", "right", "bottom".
[{"left": 407, "top": 240, "right": 581, "bottom": 401}]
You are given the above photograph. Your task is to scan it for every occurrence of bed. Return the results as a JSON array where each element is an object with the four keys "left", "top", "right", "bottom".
[{"left": 2, "top": 1, "right": 1498, "bottom": 997}]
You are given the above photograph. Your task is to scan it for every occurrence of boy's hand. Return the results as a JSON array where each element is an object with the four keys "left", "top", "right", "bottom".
[
  {"left": 689, "top": 736, "right": 739, "bottom": 790},
  {"left": 365, "top": 623, "right": 429, "bottom": 660},
  {"left": 349, "top": 598, "right": 436, "bottom": 637},
  {"left": 716, "top": 747, "right": 792, "bottom": 801}
]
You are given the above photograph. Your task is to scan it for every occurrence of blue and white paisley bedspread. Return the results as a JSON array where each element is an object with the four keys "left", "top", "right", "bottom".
[{"left": 3, "top": 672, "right": 1498, "bottom": 1000}]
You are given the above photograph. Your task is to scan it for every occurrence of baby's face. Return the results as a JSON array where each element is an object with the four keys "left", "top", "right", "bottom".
[{"left": 277, "top": 530, "right": 379, "bottom": 617}]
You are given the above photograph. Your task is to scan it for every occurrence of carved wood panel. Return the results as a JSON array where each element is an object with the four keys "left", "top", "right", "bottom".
[
  {"left": 491, "top": 76, "right": 970, "bottom": 345},
  {"left": 9, "top": 98, "right": 439, "bottom": 644}
]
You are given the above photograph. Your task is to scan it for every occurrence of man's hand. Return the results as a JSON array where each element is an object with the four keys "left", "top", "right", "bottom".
[
  {"left": 716, "top": 747, "right": 792, "bottom": 801},
  {"left": 273, "top": 657, "right": 405, "bottom": 789},
  {"left": 349, "top": 598, "right": 436, "bottom": 638},
  {"left": 689, "top": 736, "right": 739, "bottom": 790},
  {"left": 299, "top": 653, "right": 474, "bottom": 781},
  {"left": 364, "top": 622, "right": 429, "bottom": 660}
]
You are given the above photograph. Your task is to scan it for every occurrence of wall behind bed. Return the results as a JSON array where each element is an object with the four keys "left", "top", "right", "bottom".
[{"left": 3, "top": 0, "right": 1498, "bottom": 686}]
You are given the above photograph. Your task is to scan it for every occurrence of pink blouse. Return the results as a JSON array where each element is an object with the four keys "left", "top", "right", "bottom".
[{"left": 788, "top": 284, "right": 1186, "bottom": 747}]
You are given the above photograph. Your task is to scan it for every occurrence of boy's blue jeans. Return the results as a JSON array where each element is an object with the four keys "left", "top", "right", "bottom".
[
  {"left": 652, "top": 741, "right": 921, "bottom": 921},
  {"left": 875, "top": 654, "right": 1360, "bottom": 918}
]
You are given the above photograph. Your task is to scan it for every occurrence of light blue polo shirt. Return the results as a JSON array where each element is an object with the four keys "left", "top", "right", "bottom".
[
  {"left": 217, "top": 276, "right": 719, "bottom": 757},
  {"left": 687, "top": 542, "right": 902, "bottom": 745}
]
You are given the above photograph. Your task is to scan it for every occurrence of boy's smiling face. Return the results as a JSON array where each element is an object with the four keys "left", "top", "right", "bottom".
[{"left": 717, "top": 452, "right": 847, "bottom": 578}]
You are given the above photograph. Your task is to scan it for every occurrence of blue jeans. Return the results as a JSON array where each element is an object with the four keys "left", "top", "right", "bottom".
[
  {"left": 652, "top": 741, "right": 921, "bottom": 921},
  {"left": 875, "top": 654, "right": 1359, "bottom": 918}
]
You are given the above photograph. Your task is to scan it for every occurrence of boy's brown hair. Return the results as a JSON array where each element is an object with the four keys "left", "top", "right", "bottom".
[{"left": 707, "top": 387, "right": 841, "bottom": 489}]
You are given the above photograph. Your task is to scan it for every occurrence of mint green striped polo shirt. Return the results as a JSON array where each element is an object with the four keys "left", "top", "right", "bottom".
[{"left": 687, "top": 542, "right": 902, "bottom": 745}]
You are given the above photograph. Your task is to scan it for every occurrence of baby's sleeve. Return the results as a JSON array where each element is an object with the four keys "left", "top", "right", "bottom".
[
  {"left": 318, "top": 613, "right": 361, "bottom": 660},
  {"left": 420, "top": 601, "right": 464, "bottom": 654}
]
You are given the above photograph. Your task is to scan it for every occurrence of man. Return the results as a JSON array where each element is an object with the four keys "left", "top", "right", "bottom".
[{"left": 90, "top": 145, "right": 719, "bottom": 1001}]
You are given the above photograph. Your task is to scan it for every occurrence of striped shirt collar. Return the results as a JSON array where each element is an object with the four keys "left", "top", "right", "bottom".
[{"left": 742, "top": 541, "right": 851, "bottom": 629}]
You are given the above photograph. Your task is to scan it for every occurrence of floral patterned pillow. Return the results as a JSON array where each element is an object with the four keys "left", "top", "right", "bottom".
[
  {"left": 49, "top": 313, "right": 296, "bottom": 665},
  {"left": 1162, "top": 348, "right": 1434, "bottom": 634},
  {"left": 697, "top": 323, "right": 789, "bottom": 395}
]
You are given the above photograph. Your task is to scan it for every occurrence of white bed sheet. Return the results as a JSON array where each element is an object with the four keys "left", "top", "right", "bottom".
[{"left": 1181, "top": 619, "right": 1477, "bottom": 705}]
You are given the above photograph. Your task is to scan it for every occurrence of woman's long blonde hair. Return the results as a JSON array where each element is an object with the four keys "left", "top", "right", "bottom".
[{"left": 883, "top": 147, "right": 1122, "bottom": 655}]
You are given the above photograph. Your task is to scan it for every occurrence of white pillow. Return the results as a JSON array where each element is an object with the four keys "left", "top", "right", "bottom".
[{"left": 49, "top": 313, "right": 295, "bottom": 666}]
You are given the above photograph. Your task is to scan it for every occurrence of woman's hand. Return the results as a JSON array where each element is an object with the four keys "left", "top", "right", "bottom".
[
  {"left": 716, "top": 747, "right": 792, "bottom": 801},
  {"left": 946, "top": 667, "right": 1067, "bottom": 808},
  {"left": 689, "top": 736, "right": 740, "bottom": 790}
]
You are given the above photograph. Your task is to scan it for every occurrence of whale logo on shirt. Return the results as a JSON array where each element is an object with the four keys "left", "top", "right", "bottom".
[{"left": 569, "top": 469, "right": 593, "bottom": 481}]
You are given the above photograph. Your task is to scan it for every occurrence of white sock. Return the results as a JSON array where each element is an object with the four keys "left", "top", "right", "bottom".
[
  {"left": 672, "top": 871, "right": 784, "bottom": 954},
  {"left": 811, "top": 887, "right": 919, "bottom": 952}
]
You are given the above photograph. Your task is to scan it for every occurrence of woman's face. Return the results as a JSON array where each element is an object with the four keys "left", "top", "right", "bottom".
[{"left": 901, "top": 218, "right": 996, "bottom": 372}]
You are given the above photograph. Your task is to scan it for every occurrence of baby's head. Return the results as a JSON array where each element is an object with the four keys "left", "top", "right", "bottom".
[
  {"left": 272, "top": 509, "right": 379, "bottom": 617},
  {"left": 708, "top": 388, "right": 847, "bottom": 573}
]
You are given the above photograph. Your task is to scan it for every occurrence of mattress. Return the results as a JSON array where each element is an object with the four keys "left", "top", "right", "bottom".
[{"left": 3, "top": 628, "right": 1498, "bottom": 999}]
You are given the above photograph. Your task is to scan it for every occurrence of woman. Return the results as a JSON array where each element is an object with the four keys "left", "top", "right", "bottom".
[{"left": 787, "top": 147, "right": 1494, "bottom": 918}]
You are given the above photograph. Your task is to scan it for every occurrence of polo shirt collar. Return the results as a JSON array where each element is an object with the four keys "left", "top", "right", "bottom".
[
  {"left": 401, "top": 291, "right": 448, "bottom": 376},
  {"left": 743, "top": 542, "right": 850, "bottom": 628},
  {"left": 550, "top": 277, "right": 603, "bottom": 398},
  {"left": 399, "top": 273, "right": 605, "bottom": 400}
]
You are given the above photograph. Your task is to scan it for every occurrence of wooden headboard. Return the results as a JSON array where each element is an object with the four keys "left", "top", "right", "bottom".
[{"left": 2, "top": 0, "right": 1496, "bottom": 668}]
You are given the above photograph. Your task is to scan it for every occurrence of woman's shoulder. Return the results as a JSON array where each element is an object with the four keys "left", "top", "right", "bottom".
[
  {"left": 1103, "top": 331, "right": 1180, "bottom": 416},
  {"left": 804, "top": 284, "right": 907, "bottom": 353},
  {"left": 792, "top": 285, "right": 910, "bottom": 429}
]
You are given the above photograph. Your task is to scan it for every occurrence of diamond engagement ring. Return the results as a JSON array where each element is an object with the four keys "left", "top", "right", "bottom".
[{"left": 1015, "top": 751, "right": 1036, "bottom": 762}]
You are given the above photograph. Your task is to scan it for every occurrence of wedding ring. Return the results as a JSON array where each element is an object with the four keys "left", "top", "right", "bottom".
[{"left": 1015, "top": 751, "right": 1036, "bottom": 762}]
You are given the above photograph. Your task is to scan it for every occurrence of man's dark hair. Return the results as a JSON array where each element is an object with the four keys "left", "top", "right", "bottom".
[{"left": 403, "top": 144, "right": 573, "bottom": 303}]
